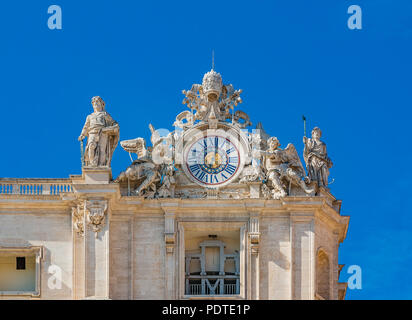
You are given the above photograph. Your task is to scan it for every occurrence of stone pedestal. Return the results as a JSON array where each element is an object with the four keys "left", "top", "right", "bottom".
[
  {"left": 82, "top": 167, "right": 112, "bottom": 184},
  {"left": 249, "top": 182, "right": 261, "bottom": 199}
]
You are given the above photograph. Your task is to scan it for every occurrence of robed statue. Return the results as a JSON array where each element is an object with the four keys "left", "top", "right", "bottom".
[
  {"left": 303, "top": 127, "right": 332, "bottom": 188},
  {"left": 78, "top": 96, "right": 119, "bottom": 167}
]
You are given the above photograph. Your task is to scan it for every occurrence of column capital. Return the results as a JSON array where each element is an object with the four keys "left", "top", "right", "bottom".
[
  {"left": 248, "top": 216, "right": 260, "bottom": 245},
  {"left": 164, "top": 210, "right": 176, "bottom": 254}
]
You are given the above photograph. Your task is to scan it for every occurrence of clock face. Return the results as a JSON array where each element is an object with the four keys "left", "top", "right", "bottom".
[{"left": 184, "top": 135, "right": 241, "bottom": 187}]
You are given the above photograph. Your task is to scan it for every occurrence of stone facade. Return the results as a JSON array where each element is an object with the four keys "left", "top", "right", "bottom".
[{"left": 0, "top": 70, "right": 349, "bottom": 300}]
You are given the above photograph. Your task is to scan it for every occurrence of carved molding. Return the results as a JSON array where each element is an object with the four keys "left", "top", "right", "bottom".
[
  {"left": 85, "top": 199, "right": 108, "bottom": 235},
  {"left": 72, "top": 201, "right": 85, "bottom": 237},
  {"left": 165, "top": 233, "right": 175, "bottom": 254},
  {"left": 248, "top": 216, "right": 260, "bottom": 252},
  {"left": 164, "top": 212, "right": 176, "bottom": 254}
]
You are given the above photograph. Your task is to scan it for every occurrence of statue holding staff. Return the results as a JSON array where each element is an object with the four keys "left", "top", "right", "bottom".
[
  {"left": 78, "top": 96, "right": 119, "bottom": 167},
  {"left": 303, "top": 127, "right": 332, "bottom": 188}
]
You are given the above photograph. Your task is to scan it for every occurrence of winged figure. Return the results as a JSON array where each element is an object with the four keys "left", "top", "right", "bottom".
[
  {"left": 262, "top": 137, "right": 314, "bottom": 199},
  {"left": 115, "top": 125, "right": 174, "bottom": 197}
]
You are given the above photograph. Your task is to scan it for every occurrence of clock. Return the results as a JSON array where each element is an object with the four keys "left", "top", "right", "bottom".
[{"left": 183, "top": 134, "right": 243, "bottom": 188}]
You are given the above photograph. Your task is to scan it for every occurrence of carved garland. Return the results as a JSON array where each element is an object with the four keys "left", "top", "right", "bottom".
[{"left": 72, "top": 199, "right": 108, "bottom": 237}]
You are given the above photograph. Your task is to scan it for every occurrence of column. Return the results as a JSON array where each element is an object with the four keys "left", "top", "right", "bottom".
[
  {"left": 178, "top": 225, "right": 185, "bottom": 298},
  {"left": 248, "top": 215, "right": 260, "bottom": 299},
  {"left": 200, "top": 246, "right": 206, "bottom": 276},
  {"left": 219, "top": 244, "right": 225, "bottom": 275},
  {"left": 163, "top": 208, "right": 176, "bottom": 299}
]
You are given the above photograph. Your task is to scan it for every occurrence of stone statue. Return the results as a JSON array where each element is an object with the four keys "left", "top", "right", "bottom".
[
  {"left": 78, "top": 96, "right": 119, "bottom": 167},
  {"left": 303, "top": 127, "right": 332, "bottom": 188},
  {"left": 115, "top": 137, "right": 160, "bottom": 196},
  {"left": 261, "top": 137, "right": 314, "bottom": 199},
  {"left": 115, "top": 125, "right": 175, "bottom": 198},
  {"left": 157, "top": 164, "right": 176, "bottom": 198}
]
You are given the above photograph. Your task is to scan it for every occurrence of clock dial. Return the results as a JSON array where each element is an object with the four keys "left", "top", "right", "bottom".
[{"left": 185, "top": 135, "right": 241, "bottom": 187}]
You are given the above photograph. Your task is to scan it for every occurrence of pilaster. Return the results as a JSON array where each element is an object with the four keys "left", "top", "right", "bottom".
[
  {"left": 162, "top": 203, "right": 178, "bottom": 299},
  {"left": 247, "top": 212, "right": 260, "bottom": 300},
  {"left": 71, "top": 167, "right": 113, "bottom": 300},
  {"left": 291, "top": 213, "right": 315, "bottom": 300}
]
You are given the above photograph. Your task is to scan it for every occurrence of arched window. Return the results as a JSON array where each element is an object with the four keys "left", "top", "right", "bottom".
[{"left": 316, "top": 249, "right": 330, "bottom": 300}]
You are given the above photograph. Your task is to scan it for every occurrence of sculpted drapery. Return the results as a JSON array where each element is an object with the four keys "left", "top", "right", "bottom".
[
  {"left": 79, "top": 96, "right": 119, "bottom": 167},
  {"left": 303, "top": 127, "right": 332, "bottom": 188}
]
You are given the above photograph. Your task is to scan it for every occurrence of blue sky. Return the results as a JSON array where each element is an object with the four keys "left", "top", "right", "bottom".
[{"left": 1, "top": 0, "right": 411, "bottom": 299}]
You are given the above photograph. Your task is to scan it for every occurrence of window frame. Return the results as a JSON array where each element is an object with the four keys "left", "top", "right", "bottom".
[{"left": 0, "top": 246, "right": 43, "bottom": 297}]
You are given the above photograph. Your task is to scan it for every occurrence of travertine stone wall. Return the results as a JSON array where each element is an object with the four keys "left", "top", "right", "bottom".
[
  {"left": 84, "top": 222, "right": 109, "bottom": 298},
  {"left": 259, "top": 216, "right": 292, "bottom": 300},
  {"left": 132, "top": 217, "right": 165, "bottom": 299},
  {"left": 315, "top": 218, "right": 339, "bottom": 300},
  {"left": 292, "top": 216, "right": 315, "bottom": 300},
  {"left": 0, "top": 212, "right": 73, "bottom": 299},
  {"left": 0, "top": 194, "right": 348, "bottom": 300},
  {"left": 109, "top": 218, "right": 132, "bottom": 299}
]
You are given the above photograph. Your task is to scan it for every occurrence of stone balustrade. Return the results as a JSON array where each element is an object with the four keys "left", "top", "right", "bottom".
[
  {"left": 0, "top": 178, "right": 72, "bottom": 195},
  {"left": 187, "top": 278, "right": 239, "bottom": 295}
]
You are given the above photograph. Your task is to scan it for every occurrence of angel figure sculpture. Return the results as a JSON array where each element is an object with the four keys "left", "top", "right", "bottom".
[
  {"left": 115, "top": 124, "right": 174, "bottom": 197},
  {"left": 115, "top": 137, "right": 160, "bottom": 196},
  {"left": 261, "top": 137, "right": 314, "bottom": 199},
  {"left": 303, "top": 127, "right": 333, "bottom": 188}
]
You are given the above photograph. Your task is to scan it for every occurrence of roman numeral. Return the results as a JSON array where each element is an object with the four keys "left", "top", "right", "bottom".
[
  {"left": 189, "top": 164, "right": 200, "bottom": 172},
  {"left": 228, "top": 157, "right": 238, "bottom": 163},
  {"left": 196, "top": 171, "right": 206, "bottom": 181},
  {"left": 224, "top": 164, "right": 236, "bottom": 175},
  {"left": 212, "top": 175, "right": 219, "bottom": 183},
  {"left": 226, "top": 147, "right": 235, "bottom": 155}
]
